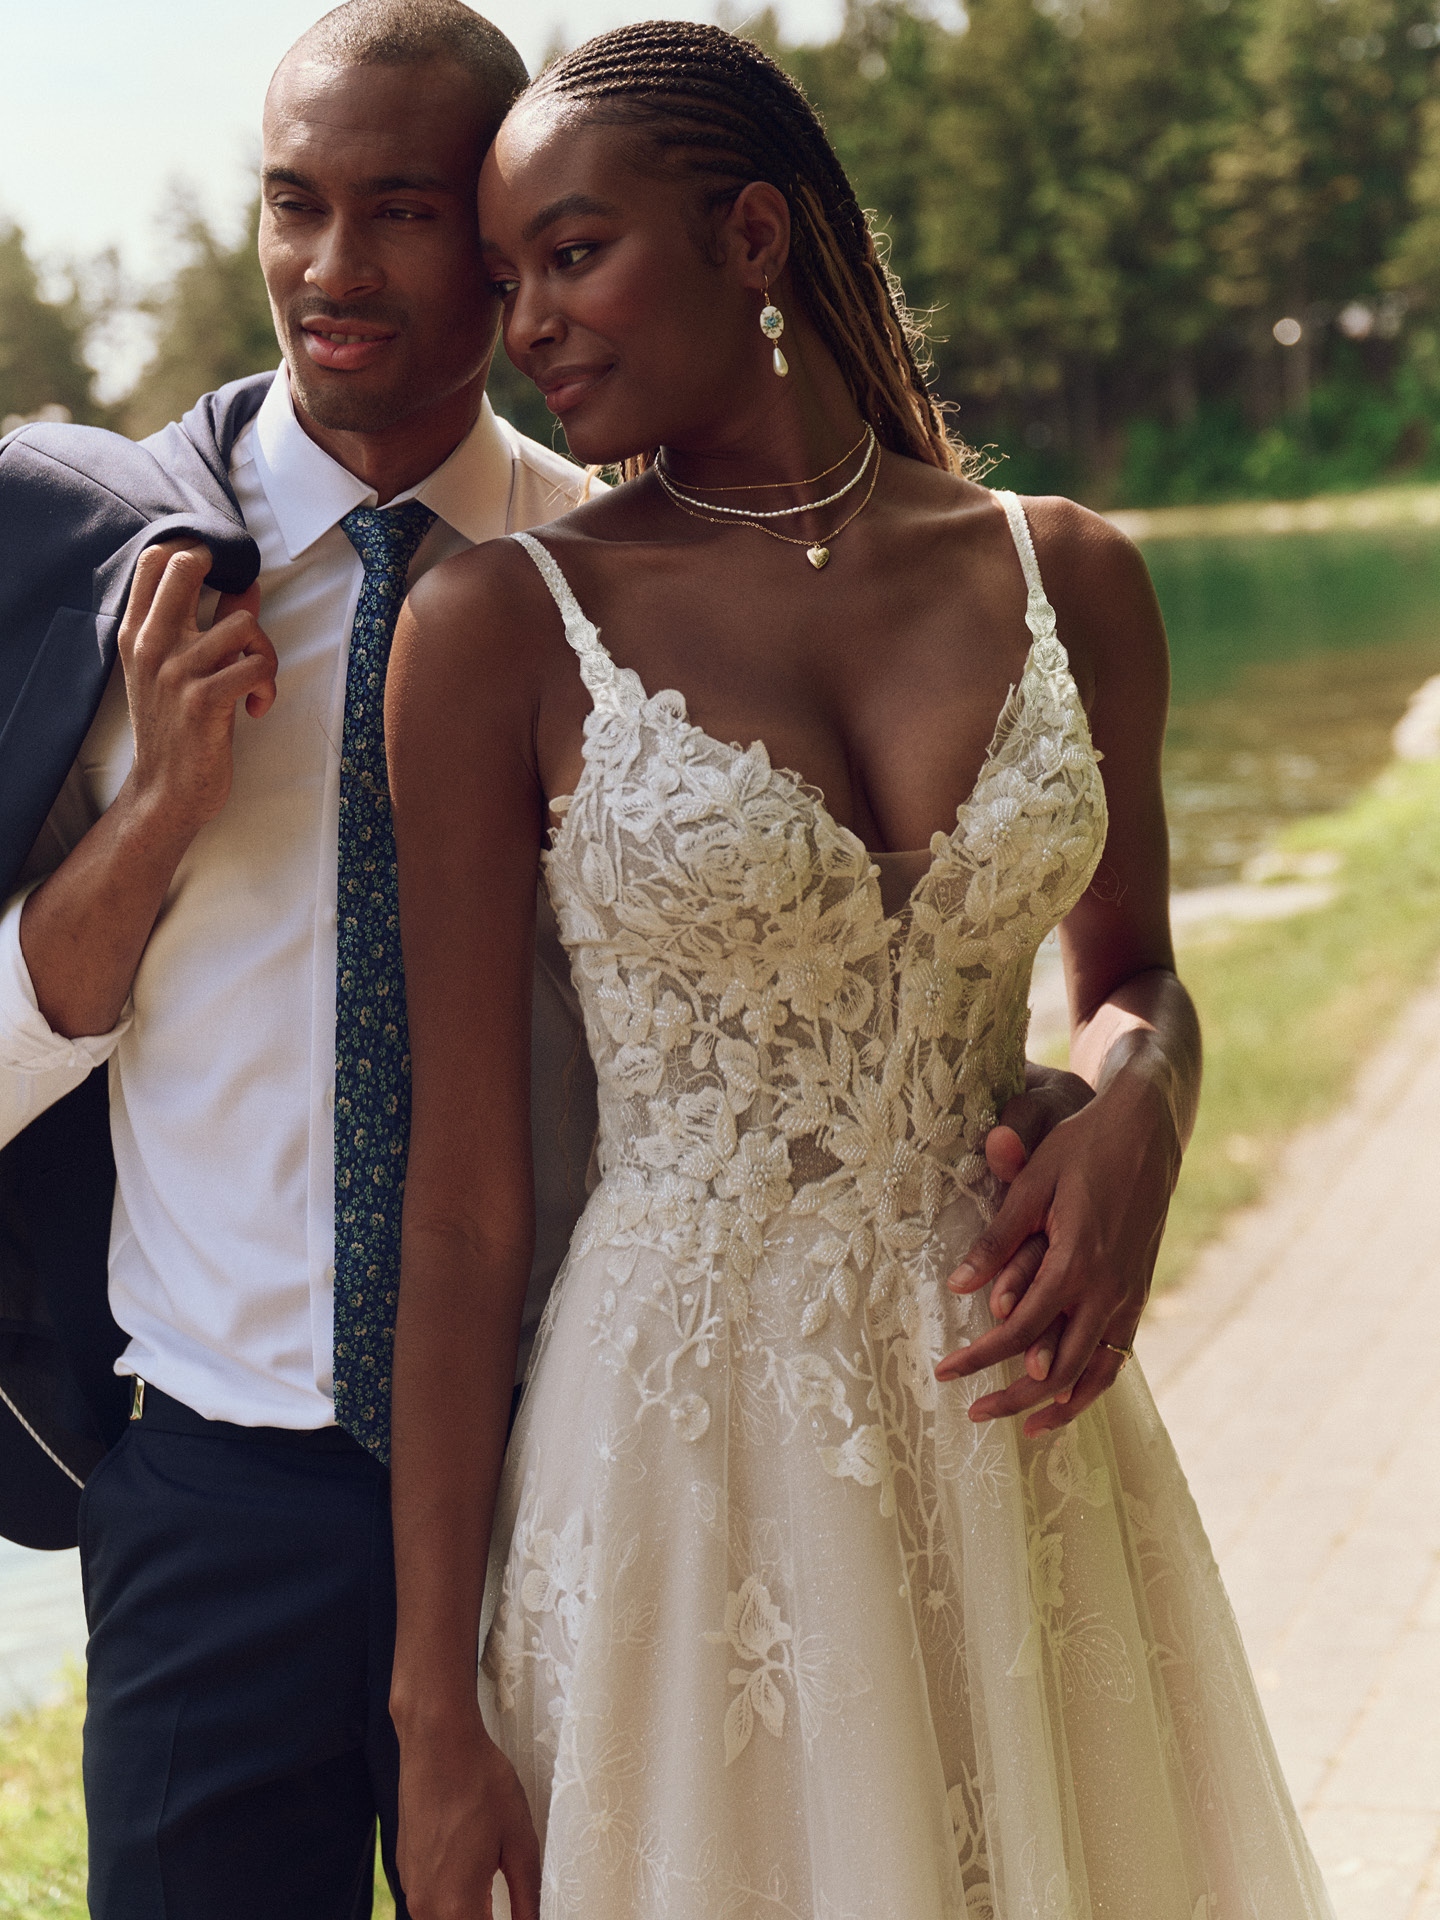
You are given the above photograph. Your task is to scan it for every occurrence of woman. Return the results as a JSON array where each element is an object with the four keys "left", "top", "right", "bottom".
[{"left": 385, "top": 22, "right": 1332, "bottom": 1920}]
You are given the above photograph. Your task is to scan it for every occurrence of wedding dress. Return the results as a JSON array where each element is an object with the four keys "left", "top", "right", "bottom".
[{"left": 480, "top": 495, "right": 1334, "bottom": 1919}]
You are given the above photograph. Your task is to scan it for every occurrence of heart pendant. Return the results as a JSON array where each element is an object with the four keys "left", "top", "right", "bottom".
[{"left": 806, "top": 545, "right": 831, "bottom": 570}]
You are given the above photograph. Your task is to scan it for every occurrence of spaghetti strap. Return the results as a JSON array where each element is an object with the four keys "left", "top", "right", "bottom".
[
  {"left": 992, "top": 489, "right": 1060, "bottom": 644},
  {"left": 511, "top": 531, "right": 627, "bottom": 711}
]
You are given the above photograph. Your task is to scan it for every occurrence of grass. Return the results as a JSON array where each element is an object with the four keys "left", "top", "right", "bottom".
[
  {"left": 1155, "top": 755, "right": 1440, "bottom": 1286},
  {"left": 7, "top": 761, "right": 1440, "bottom": 1899},
  {"left": 0, "top": 1673, "right": 398, "bottom": 1919},
  {"left": 0, "top": 1675, "right": 86, "bottom": 1918}
]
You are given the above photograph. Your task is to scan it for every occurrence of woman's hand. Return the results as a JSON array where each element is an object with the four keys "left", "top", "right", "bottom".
[
  {"left": 938, "top": 1035, "right": 1186, "bottom": 1437},
  {"left": 395, "top": 1704, "right": 540, "bottom": 1920}
]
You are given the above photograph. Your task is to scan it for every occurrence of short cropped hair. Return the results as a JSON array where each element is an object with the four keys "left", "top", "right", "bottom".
[{"left": 288, "top": 0, "right": 529, "bottom": 128}]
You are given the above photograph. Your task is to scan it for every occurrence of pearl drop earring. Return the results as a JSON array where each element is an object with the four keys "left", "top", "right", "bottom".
[{"left": 760, "top": 278, "right": 788, "bottom": 377}]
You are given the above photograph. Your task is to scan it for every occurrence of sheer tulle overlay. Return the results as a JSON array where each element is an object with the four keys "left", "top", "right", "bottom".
[{"left": 480, "top": 499, "right": 1335, "bottom": 1919}]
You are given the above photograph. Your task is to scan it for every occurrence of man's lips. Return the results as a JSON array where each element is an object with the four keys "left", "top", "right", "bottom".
[
  {"left": 299, "top": 320, "right": 399, "bottom": 373},
  {"left": 537, "top": 365, "right": 612, "bottom": 415}
]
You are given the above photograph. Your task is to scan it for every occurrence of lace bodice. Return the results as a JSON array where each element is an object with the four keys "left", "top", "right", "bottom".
[{"left": 517, "top": 491, "right": 1106, "bottom": 1344}]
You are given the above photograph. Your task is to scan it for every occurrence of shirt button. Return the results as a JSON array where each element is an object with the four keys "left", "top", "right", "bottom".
[
  {"left": 324, "top": 1085, "right": 335, "bottom": 1113},
  {"left": 324, "top": 1263, "right": 335, "bottom": 1284}
]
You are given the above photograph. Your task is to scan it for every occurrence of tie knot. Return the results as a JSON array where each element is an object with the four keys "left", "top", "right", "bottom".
[{"left": 340, "top": 501, "right": 437, "bottom": 577}]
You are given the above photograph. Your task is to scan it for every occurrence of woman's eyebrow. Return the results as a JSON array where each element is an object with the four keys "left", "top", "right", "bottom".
[{"left": 521, "top": 193, "right": 621, "bottom": 242}]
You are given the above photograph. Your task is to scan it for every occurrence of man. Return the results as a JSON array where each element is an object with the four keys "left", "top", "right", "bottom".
[{"left": 0, "top": 3, "right": 597, "bottom": 1913}]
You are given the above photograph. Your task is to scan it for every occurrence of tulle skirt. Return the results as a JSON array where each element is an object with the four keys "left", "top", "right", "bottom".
[{"left": 480, "top": 1183, "right": 1334, "bottom": 1920}]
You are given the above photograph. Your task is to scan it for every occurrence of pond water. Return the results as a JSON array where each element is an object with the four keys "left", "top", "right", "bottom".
[{"left": 1147, "top": 527, "right": 1440, "bottom": 890}]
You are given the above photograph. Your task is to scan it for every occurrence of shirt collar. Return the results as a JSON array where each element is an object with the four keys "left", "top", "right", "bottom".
[{"left": 249, "top": 366, "right": 516, "bottom": 561}]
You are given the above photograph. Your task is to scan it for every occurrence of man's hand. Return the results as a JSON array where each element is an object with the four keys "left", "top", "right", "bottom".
[
  {"left": 939, "top": 1064, "right": 1179, "bottom": 1436},
  {"left": 396, "top": 1705, "right": 541, "bottom": 1920},
  {"left": 983, "top": 1061, "right": 1095, "bottom": 1187},
  {"left": 19, "top": 541, "right": 277, "bottom": 1041},
  {"left": 120, "top": 541, "right": 277, "bottom": 837}
]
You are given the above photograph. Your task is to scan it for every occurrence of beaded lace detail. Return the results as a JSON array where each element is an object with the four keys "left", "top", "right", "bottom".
[{"left": 481, "top": 500, "right": 1336, "bottom": 1920}]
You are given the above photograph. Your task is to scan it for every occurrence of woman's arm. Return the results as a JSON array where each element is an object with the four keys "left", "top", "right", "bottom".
[
  {"left": 385, "top": 545, "right": 556, "bottom": 1920},
  {"left": 938, "top": 502, "right": 1202, "bottom": 1435}
]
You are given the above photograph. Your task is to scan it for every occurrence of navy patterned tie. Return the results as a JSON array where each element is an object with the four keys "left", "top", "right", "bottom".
[{"left": 333, "top": 500, "right": 436, "bottom": 1462}]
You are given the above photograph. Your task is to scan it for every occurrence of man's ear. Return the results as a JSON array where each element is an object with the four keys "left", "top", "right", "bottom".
[{"left": 725, "top": 180, "right": 792, "bottom": 292}]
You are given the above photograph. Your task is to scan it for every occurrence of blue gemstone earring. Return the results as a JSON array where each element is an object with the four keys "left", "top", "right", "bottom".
[{"left": 760, "top": 277, "right": 788, "bottom": 377}]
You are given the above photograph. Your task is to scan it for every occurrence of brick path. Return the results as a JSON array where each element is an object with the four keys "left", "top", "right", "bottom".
[{"left": 4, "top": 975, "right": 1440, "bottom": 1915}]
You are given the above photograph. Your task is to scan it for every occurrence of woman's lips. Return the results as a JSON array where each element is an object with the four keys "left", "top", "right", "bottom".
[
  {"left": 300, "top": 324, "right": 397, "bottom": 372},
  {"left": 540, "top": 366, "right": 611, "bottom": 415}
]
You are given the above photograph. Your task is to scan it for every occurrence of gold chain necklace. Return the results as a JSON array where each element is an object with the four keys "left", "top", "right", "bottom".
[
  {"left": 657, "top": 423, "right": 870, "bottom": 494},
  {"left": 657, "top": 447, "right": 881, "bottom": 571},
  {"left": 654, "top": 430, "right": 875, "bottom": 523}
]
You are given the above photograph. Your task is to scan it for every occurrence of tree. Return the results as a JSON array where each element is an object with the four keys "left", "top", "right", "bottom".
[
  {"left": 122, "top": 196, "right": 279, "bottom": 437},
  {"left": 1068, "top": 0, "right": 1253, "bottom": 428},
  {"left": 0, "top": 222, "right": 97, "bottom": 427},
  {"left": 1208, "top": 0, "right": 1439, "bottom": 421}
]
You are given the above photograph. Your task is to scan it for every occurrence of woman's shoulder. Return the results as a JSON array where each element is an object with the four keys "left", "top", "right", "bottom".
[
  {"left": 1013, "top": 493, "right": 1158, "bottom": 635},
  {"left": 407, "top": 528, "right": 566, "bottom": 636},
  {"left": 397, "top": 529, "right": 593, "bottom": 724}
]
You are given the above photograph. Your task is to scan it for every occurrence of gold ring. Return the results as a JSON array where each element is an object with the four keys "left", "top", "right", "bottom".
[{"left": 1099, "top": 1341, "right": 1133, "bottom": 1368}]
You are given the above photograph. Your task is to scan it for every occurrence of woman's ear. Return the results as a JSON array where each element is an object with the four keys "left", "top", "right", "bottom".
[{"left": 724, "top": 180, "right": 792, "bottom": 291}]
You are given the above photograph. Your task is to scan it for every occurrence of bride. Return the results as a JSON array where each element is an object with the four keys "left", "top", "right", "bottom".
[{"left": 384, "top": 21, "right": 1332, "bottom": 1920}]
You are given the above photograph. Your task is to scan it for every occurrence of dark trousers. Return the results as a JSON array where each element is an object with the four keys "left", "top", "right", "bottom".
[{"left": 78, "top": 1387, "right": 410, "bottom": 1920}]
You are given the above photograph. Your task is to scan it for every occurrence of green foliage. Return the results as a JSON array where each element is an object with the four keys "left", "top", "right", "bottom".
[
  {"left": 0, "top": 1675, "right": 87, "bottom": 1919},
  {"left": 780, "top": 0, "right": 1440, "bottom": 501},
  {"left": 1156, "top": 755, "right": 1440, "bottom": 1285},
  {"left": 40, "top": 0, "right": 1440, "bottom": 498},
  {"left": 0, "top": 225, "right": 98, "bottom": 428},
  {"left": 122, "top": 197, "right": 280, "bottom": 438}
]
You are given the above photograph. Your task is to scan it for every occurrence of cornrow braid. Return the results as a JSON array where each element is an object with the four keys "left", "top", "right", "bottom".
[{"left": 525, "top": 20, "right": 974, "bottom": 480}]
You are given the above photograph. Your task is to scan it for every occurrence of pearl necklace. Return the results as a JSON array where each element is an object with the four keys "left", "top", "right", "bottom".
[
  {"left": 654, "top": 428, "right": 876, "bottom": 522},
  {"left": 657, "top": 444, "right": 882, "bottom": 571}
]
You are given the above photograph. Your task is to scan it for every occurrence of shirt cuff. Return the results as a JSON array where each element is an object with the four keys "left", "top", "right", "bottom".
[{"left": 0, "top": 884, "right": 132, "bottom": 1073}]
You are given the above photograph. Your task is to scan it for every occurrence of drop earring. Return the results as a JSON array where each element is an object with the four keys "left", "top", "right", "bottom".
[{"left": 760, "top": 278, "right": 788, "bottom": 377}]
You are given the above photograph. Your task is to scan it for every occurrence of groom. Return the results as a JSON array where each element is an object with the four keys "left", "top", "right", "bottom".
[{"left": 0, "top": 3, "right": 597, "bottom": 1914}]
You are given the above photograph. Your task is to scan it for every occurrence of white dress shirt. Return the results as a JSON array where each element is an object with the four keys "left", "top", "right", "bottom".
[{"left": 0, "top": 370, "right": 596, "bottom": 1428}]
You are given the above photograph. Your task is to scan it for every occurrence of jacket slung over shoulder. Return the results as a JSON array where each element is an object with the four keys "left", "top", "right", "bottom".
[{"left": 0, "top": 373, "right": 269, "bottom": 1548}]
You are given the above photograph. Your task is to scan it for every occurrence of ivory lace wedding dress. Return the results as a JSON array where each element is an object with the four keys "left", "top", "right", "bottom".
[{"left": 481, "top": 495, "right": 1334, "bottom": 1920}]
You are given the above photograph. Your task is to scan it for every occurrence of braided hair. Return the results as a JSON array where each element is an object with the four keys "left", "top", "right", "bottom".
[{"left": 523, "top": 20, "right": 973, "bottom": 479}]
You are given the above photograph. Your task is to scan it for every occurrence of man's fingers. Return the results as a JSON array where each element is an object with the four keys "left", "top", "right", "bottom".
[
  {"left": 988, "top": 1232, "right": 1047, "bottom": 1320},
  {"left": 1025, "top": 1311, "right": 1064, "bottom": 1382},
  {"left": 215, "top": 580, "right": 261, "bottom": 623},
  {"left": 500, "top": 1833, "right": 542, "bottom": 1920},
  {"left": 965, "top": 1364, "right": 1065, "bottom": 1425},
  {"left": 209, "top": 610, "right": 279, "bottom": 717},
  {"left": 210, "top": 651, "right": 281, "bottom": 718},
  {"left": 948, "top": 1179, "right": 1052, "bottom": 1294},
  {"left": 1023, "top": 1347, "right": 1125, "bottom": 1437},
  {"left": 120, "top": 540, "right": 208, "bottom": 645},
  {"left": 159, "top": 610, "right": 279, "bottom": 718},
  {"left": 984, "top": 1123, "right": 1029, "bottom": 1185},
  {"left": 984, "top": 1066, "right": 1096, "bottom": 1185},
  {"left": 128, "top": 547, "right": 212, "bottom": 672},
  {"left": 936, "top": 1264, "right": 1069, "bottom": 1381},
  {"left": 1044, "top": 1309, "right": 1138, "bottom": 1405}
]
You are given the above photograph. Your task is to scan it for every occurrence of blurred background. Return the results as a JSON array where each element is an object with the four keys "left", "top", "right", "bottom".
[
  {"left": 12, "top": 0, "right": 1440, "bottom": 501},
  {"left": 7, "top": 5, "right": 1440, "bottom": 1917}
]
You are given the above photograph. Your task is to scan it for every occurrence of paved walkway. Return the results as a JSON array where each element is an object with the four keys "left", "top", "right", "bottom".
[
  {"left": 4, "top": 975, "right": 1440, "bottom": 1916},
  {"left": 1139, "top": 962, "right": 1440, "bottom": 1920}
]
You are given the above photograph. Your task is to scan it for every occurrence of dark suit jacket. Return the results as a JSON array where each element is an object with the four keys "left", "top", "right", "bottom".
[{"left": 0, "top": 374, "right": 269, "bottom": 1548}]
